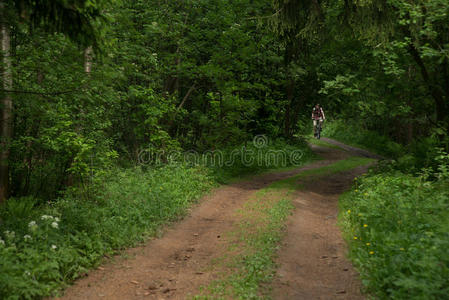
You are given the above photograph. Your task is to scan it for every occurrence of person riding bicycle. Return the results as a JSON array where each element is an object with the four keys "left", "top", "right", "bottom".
[{"left": 311, "top": 104, "right": 325, "bottom": 138}]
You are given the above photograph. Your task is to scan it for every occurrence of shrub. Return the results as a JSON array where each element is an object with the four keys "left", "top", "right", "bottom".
[{"left": 339, "top": 167, "right": 449, "bottom": 299}]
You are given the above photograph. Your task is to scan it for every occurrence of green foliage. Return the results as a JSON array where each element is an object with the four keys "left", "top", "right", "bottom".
[
  {"left": 6, "top": 0, "right": 311, "bottom": 202},
  {"left": 2, "top": 197, "right": 36, "bottom": 221},
  {"left": 339, "top": 165, "right": 449, "bottom": 299},
  {"left": 9, "top": 27, "right": 119, "bottom": 201},
  {"left": 10, "top": 0, "right": 108, "bottom": 47},
  {"left": 273, "top": 0, "right": 449, "bottom": 152},
  {"left": 4, "top": 0, "right": 449, "bottom": 297},
  {"left": 208, "top": 138, "right": 314, "bottom": 183},
  {"left": 0, "top": 164, "right": 213, "bottom": 299},
  {"left": 323, "top": 120, "right": 448, "bottom": 173},
  {"left": 323, "top": 120, "right": 404, "bottom": 158}
]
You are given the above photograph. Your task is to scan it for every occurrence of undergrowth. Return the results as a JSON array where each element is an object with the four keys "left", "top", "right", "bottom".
[
  {"left": 0, "top": 164, "right": 214, "bottom": 299},
  {"left": 0, "top": 139, "right": 312, "bottom": 299},
  {"left": 339, "top": 152, "right": 449, "bottom": 299},
  {"left": 322, "top": 120, "right": 403, "bottom": 158},
  {"left": 322, "top": 120, "right": 446, "bottom": 173},
  {"left": 208, "top": 138, "right": 314, "bottom": 183}
]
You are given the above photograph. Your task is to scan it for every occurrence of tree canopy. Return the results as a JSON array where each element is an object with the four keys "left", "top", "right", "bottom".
[{"left": 0, "top": 0, "right": 447, "bottom": 200}]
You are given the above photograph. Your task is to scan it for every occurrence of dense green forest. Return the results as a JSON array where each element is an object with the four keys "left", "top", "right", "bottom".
[
  {"left": 1, "top": 0, "right": 448, "bottom": 299},
  {"left": 1, "top": 0, "right": 448, "bottom": 201}
]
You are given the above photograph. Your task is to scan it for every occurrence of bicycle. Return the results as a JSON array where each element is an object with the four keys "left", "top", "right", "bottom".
[
  {"left": 316, "top": 121, "right": 322, "bottom": 139},
  {"left": 313, "top": 118, "right": 323, "bottom": 139}
]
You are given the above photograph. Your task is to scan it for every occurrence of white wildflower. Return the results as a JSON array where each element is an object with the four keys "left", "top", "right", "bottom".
[
  {"left": 4, "top": 230, "right": 15, "bottom": 239},
  {"left": 24, "top": 271, "right": 31, "bottom": 276},
  {"left": 41, "top": 215, "right": 53, "bottom": 220},
  {"left": 0, "top": 239, "right": 5, "bottom": 246},
  {"left": 51, "top": 222, "right": 59, "bottom": 229},
  {"left": 28, "top": 221, "right": 38, "bottom": 231},
  {"left": 55, "top": 217, "right": 60, "bottom": 222},
  {"left": 24, "top": 235, "right": 32, "bottom": 241},
  {"left": 51, "top": 245, "right": 57, "bottom": 250}
]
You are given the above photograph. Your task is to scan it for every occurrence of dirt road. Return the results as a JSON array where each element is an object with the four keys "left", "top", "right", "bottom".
[
  {"left": 58, "top": 139, "right": 375, "bottom": 299},
  {"left": 271, "top": 157, "right": 367, "bottom": 299}
]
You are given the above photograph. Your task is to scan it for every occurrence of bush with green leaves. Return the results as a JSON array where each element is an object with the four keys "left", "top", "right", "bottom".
[{"left": 339, "top": 154, "right": 449, "bottom": 299}]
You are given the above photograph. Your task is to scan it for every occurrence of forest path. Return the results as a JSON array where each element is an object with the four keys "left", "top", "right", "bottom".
[
  {"left": 271, "top": 141, "right": 372, "bottom": 299},
  {"left": 57, "top": 139, "right": 376, "bottom": 300}
]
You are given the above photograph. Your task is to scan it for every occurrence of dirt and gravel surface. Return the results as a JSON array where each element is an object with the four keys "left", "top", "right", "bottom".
[
  {"left": 271, "top": 158, "right": 367, "bottom": 299},
  {"left": 57, "top": 139, "right": 376, "bottom": 300}
]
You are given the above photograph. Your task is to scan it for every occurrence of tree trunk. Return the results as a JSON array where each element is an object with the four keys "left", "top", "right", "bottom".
[
  {"left": 84, "top": 46, "right": 93, "bottom": 73},
  {"left": 443, "top": 57, "right": 449, "bottom": 110},
  {"left": 291, "top": 92, "right": 305, "bottom": 134},
  {"left": 177, "top": 83, "right": 196, "bottom": 110},
  {"left": 408, "top": 43, "right": 448, "bottom": 123},
  {"left": 0, "top": 4, "right": 13, "bottom": 203}
]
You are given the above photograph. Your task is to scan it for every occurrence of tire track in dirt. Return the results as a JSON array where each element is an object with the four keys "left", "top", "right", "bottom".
[
  {"left": 57, "top": 148, "right": 340, "bottom": 300},
  {"left": 271, "top": 141, "right": 375, "bottom": 299}
]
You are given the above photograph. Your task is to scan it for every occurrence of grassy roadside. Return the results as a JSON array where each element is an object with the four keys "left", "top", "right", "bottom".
[
  {"left": 221, "top": 155, "right": 320, "bottom": 185},
  {"left": 194, "top": 156, "right": 375, "bottom": 299},
  {"left": 271, "top": 156, "right": 374, "bottom": 190},
  {"left": 321, "top": 120, "right": 403, "bottom": 158},
  {"left": 0, "top": 165, "right": 215, "bottom": 299},
  {"left": 209, "top": 140, "right": 315, "bottom": 184},
  {"left": 338, "top": 170, "right": 449, "bottom": 299},
  {"left": 306, "top": 136, "right": 348, "bottom": 152}
]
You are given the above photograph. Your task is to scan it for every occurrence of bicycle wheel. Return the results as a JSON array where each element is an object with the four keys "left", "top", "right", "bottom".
[{"left": 317, "top": 122, "right": 321, "bottom": 139}]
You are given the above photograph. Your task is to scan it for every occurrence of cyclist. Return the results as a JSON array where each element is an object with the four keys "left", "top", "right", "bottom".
[{"left": 311, "top": 104, "right": 325, "bottom": 138}]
